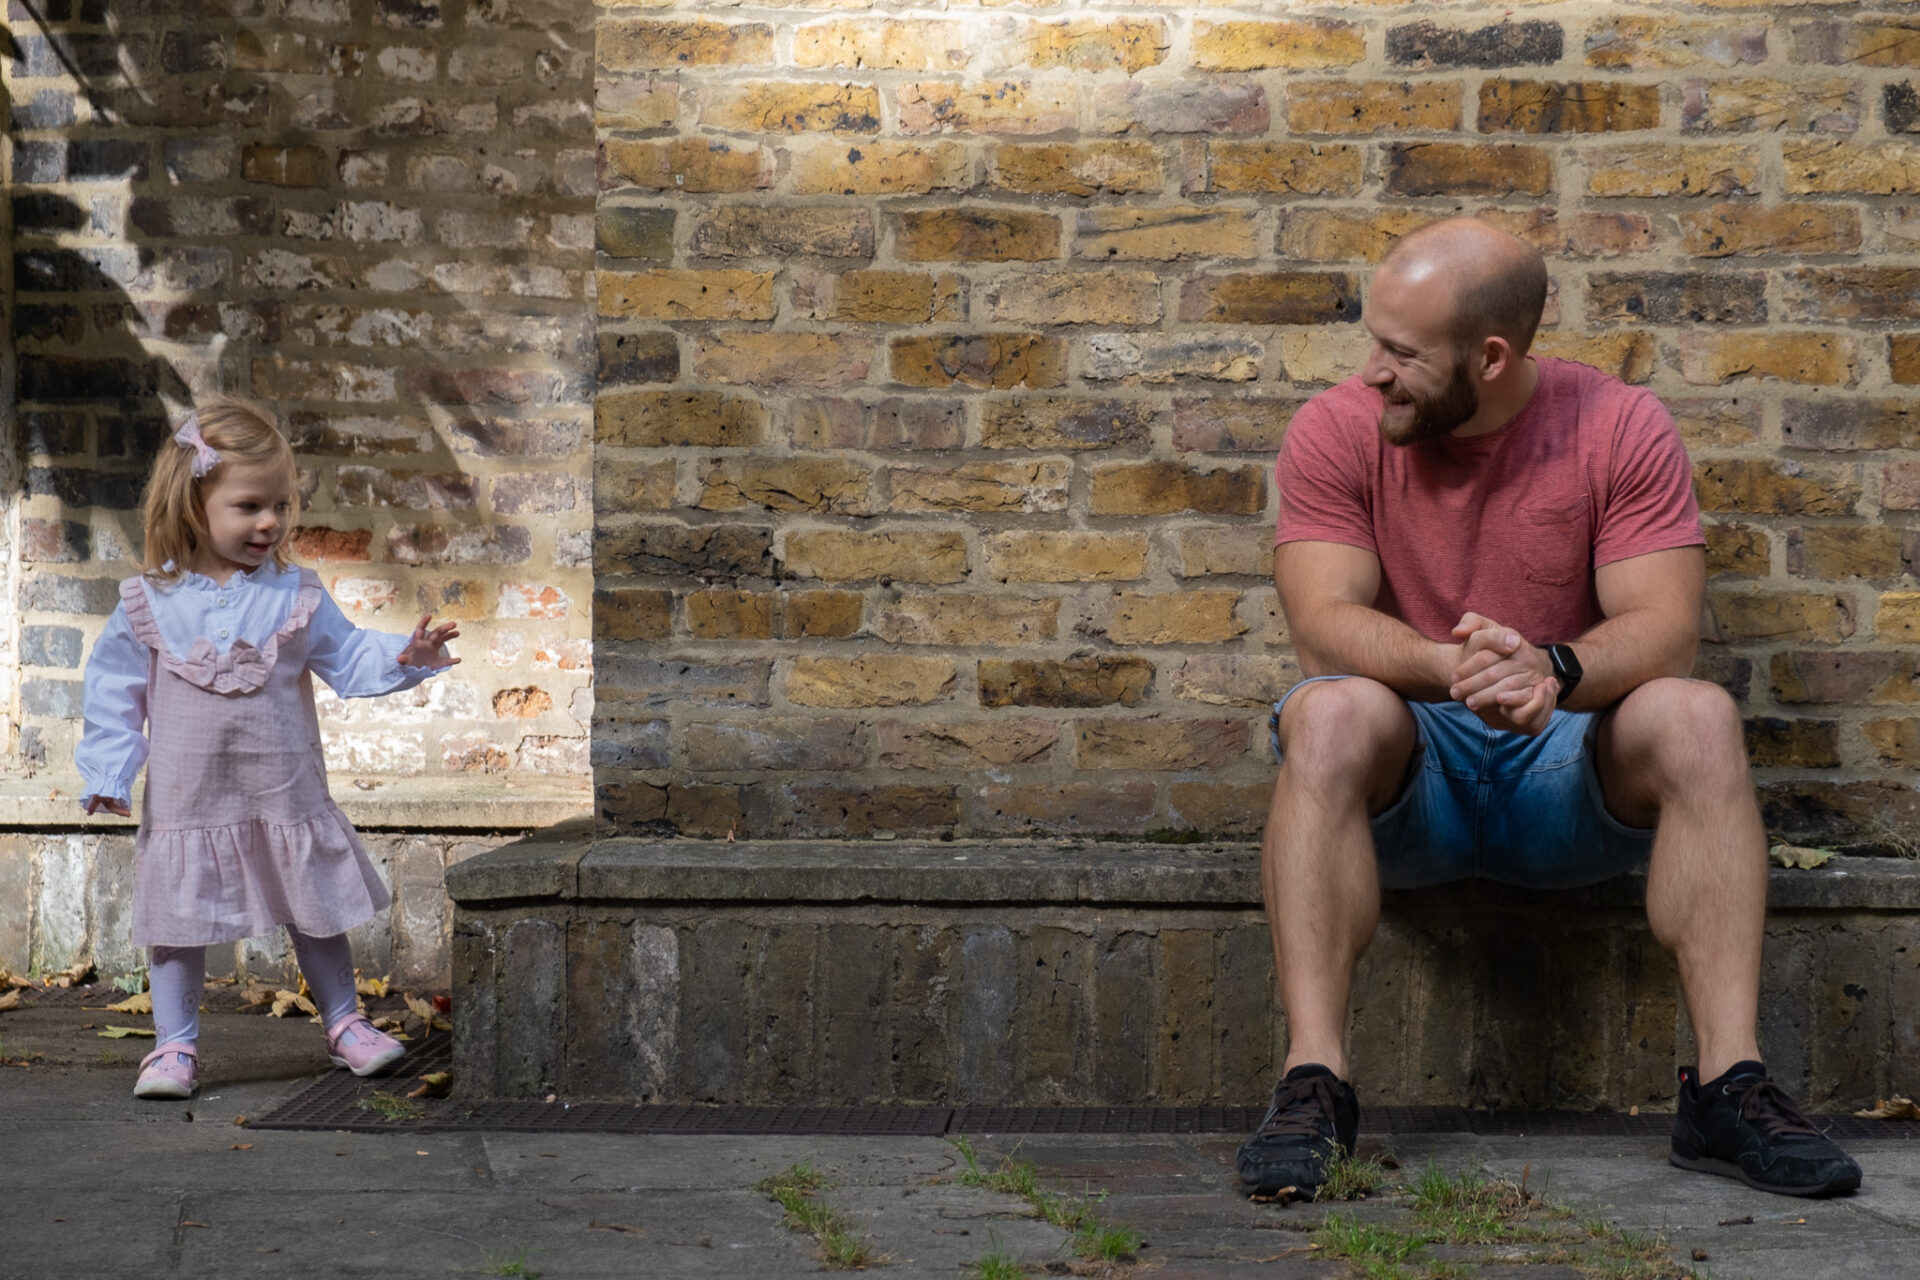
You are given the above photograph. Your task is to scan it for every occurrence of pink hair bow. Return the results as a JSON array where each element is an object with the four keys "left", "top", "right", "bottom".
[{"left": 173, "top": 414, "right": 221, "bottom": 477}]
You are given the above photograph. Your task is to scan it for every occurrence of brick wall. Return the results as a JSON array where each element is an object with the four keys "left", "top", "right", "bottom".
[
  {"left": 4, "top": 0, "right": 597, "bottom": 795},
  {"left": 593, "top": 3, "right": 1920, "bottom": 845}
]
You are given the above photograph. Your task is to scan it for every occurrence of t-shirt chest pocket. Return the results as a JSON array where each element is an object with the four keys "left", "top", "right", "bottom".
[{"left": 1518, "top": 498, "right": 1593, "bottom": 587}]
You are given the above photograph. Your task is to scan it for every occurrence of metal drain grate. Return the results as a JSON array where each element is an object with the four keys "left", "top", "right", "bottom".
[{"left": 251, "top": 1071, "right": 1920, "bottom": 1142}]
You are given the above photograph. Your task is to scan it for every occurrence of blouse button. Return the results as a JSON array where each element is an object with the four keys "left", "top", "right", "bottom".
[
  {"left": 218, "top": 628, "right": 229, "bottom": 639},
  {"left": 217, "top": 597, "right": 229, "bottom": 607}
]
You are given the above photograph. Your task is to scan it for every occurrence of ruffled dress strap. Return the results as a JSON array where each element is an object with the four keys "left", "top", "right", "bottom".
[{"left": 128, "top": 567, "right": 328, "bottom": 696}]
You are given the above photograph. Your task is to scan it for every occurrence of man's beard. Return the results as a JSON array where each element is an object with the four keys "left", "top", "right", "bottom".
[{"left": 1379, "top": 354, "right": 1480, "bottom": 446}]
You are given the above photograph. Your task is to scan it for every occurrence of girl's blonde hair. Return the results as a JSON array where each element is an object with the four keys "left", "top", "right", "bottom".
[{"left": 142, "top": 396, "right": 301, "bottom": 582}]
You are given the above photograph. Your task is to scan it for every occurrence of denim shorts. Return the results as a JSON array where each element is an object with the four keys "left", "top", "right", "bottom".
[{"left": 1269, "top": 675, "right": 1654, "bottom": 890}]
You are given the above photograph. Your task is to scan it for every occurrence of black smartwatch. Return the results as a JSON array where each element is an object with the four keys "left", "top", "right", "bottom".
[{"left": 1547, "top": 643, "right": 1583, "bottom": 702}]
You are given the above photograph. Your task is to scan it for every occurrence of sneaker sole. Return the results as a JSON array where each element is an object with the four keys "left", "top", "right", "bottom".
[
  {"left": 329, "top": 1046, "right": 406, "bottom": 1077},
  {"left": 1669, "top": 1151, "right": 1861, "bottom": 1197},
  {"left": 133, "top": 1079, "right": 195, "bottom": 1100}
]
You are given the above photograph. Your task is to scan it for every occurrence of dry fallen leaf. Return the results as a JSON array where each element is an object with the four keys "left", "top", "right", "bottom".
[
  {"left": 48, "top": 961, "right": 95, "bottom": 989},
  {"left": 233, "top": 1115, "right": 249, "bottom": 1127},
  {"left": 1854, "top": 1095, "right": 1920, "bottom": 1121},
  {"left": 238, "top": 981, "right": 276, "bottom": 1008},
  {"left": 270, "top": 990, "right": 318, "bottom": 1019},
  {"left": 0, "top": 970, "right": 35, "bottom": 990},
  {"left": 104, "top": 993, "right": 153, "bottom": 1015},
  {"left": 1768, "top": 843, "right": 1836, "bottom": 871},
  {"left": 406, "top": 1071, "right": 453, "bottom": 1099},
  {"left": 0, "top": 990, "right": 23, "bottom": 1013},
  {"left": 98, "top": 1026, "right": 156, "bottom": 1039},
  {"left": 404, "top": 994, "right": 451, "bottom": 1032},
  {"left": 230, "top": 1143, "right": 253, "bottom": 1151},
  {"left": 355, "top": 972, "right": 392, "bottom": 998}
]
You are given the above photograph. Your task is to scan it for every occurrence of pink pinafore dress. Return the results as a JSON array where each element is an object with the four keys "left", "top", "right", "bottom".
[{"left": 121, "top": 569, "right": 391, "bottom": 947}]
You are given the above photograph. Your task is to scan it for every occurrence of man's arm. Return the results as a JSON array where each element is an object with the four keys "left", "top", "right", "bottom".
[
  {"left": 1274, "top": 540, "right": 1456, "bottom": 701},
  {"left": 1452, "top": 545, "right": 1705, "bottom": 721}
]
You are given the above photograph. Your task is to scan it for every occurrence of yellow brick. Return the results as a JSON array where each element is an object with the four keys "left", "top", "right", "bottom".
[
  {"left": 786, "top": 655, "right": 956, "bottom": 708},
  {"left": 890, "top": 333, "right": 1065, "bottom": 389},
  {"left": 1171, "top": 524, "right": 1273, "bottom": 578},
  {"left": 1075, "top": 207, "right": 1260, "bottom": 261},
  {"left": 789, "top": 140, "right": 971, "bottom": 195},
  {"left": 1878, "top": 593, "right": 1920, "bottom": 643},
  {"left": 1864, "top": 717, "right": 1920, "bottom": 766},
  {"left": 989, "top": 143, "right": 1163, "bottom": 197},
  {"left": 984, "top": 272, "right": 1163, "bottom": 325},
  {"left": 693, "top": 332, "right": 875, "bottom": 388},
  {"left": 598, "top": 269, "right": 775, "bottom": 321},
  {"left": 828, "top": 271, "right": 964, "bottom": 324},
  {"left": 1384, "top": 142, "right": 1554, "bottom": 197},
  {"left": 897, "top": 81, "right": 1076, "bottom": 135},
  {"left": 1075, "top": 718, "right": 1248, "bottom": 771},
  {"left": 1188, "top": 142, "right": 1363, "bottom": 196},
  {"left": 1279, "top": 327, "right": 1367, "bottom": 385},
  {"left": 595, "top": 390, "right": 765, "bottom": 447},
  {"left": 1479, "top": 80, "right": 1663, "bottom": 133},
  {"left": 782, "top": 529, "right": 968, "bottom": 583},
  {"left": 596, "top": 78, "right": 679, "bottom": 131},
  {"left": 1708, "top": 589, "right": 1856, "bottom": 644},
  {"left": 1681, "top": 78, "right": 1859, "bottom": 135},
  {"left": 1532, "top": 331, "right": 1655, "bottom": 384},
  {"left": 598, "top": 20, "right": 773, "bottom": 69},
  {"left": 792, "top": 18, "right": 969, "bottom": 70},
  {"left": 895, "top": 208, "right": 1061, "bottom": 262},
  {"left": 1090, "top": 461, "right": 1265, "bottom": 516},
  {"left": 888, "top": 460, "right": 1072, "bottom": 513},
  {"left": 1693, "top": 460, "right": 1861, "bottom": 517},
  {"left": 1677, "top": 203, "right": 1861, "bottom": 257},
  {"left": 1277, "top": 209, "right": 1435, "bottom": 262},
  {"left": 1587, "top": 144, "right": 1760, "bottom": 197},
  {"left": 867, "top": 594, "right": 1061, "bottom": 646},
  {"left": 982, "top": 531, "right": 1147, "bottom": 582},
  {"left": 1476, "top": 208, "right": 1656, "bottom": 257},
  {"left": 602, "top": 138, "right": 775, "bottom": 193},
  {"left": 700, "top": 81, "right": 881, "bottom": 134},
  {"left": 993, "top": 17, "right": 1168, "bottom": 74},
  {"left": 696, "top": 456, "right": 873, "bottom": 514},
  {"left": 1193, "top": 19, "right": 1364, "bottom": 70},
  {"left": 1106, "top": 592, "right": 1247, "bottom": 645},
  {"left": 1287, "top": 80, "right": 1461, "bottom": 134},
  {"left": 1706, "top": 523, "right": 1769, "bottom": 578},
  {"left": 1678, "top": 332, "right": 1860, "bottom": 386},
  {"left": 1784, "top": 140, "right": 1920, "bottom": 195},
  {"left": 1584, "top": 16, "right": 1769, "bottom": 69},
  {"left": 1790, "top": 527, "right": 1906, "bottom": 581}
]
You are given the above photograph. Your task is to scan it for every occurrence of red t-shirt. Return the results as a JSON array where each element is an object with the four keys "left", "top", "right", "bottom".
[{"left": 1273, "top": 356, "right": 1704, "bottom": 644}]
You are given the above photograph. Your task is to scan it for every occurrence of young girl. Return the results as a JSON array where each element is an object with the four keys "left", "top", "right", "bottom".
[{"left": 77, "top": 397, "right": 461, "bottom": 1100}]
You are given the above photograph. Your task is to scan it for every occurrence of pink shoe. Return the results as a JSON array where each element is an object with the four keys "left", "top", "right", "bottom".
[
  {"left": 134, "top": 1043, "right": 198, "bottom": 1099},
  {"left": 325, "top": 1014, "right": 406, "bottom": 1077}
]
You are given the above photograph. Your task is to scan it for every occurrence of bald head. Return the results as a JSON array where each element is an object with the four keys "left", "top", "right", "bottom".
[{"left": 1377, "top": 219, "right": 1549, "bottom": 360}]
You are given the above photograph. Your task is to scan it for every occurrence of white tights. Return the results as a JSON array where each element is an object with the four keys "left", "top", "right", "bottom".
[{"left": 148, "top": 928, "right": 361, "bottom": 1049}]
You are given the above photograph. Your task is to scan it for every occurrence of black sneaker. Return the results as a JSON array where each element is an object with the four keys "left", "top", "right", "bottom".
[
  {"left": 1669, "top": 1061, "right": 1862, "bottom": 1197},
  {"left": 1235, "top": 1063, "right": 1360, "bottom": 1197}
]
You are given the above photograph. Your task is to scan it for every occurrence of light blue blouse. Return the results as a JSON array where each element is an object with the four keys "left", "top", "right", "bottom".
[{"left": 77, "top": 562, "right": 439, "bottom": 807}]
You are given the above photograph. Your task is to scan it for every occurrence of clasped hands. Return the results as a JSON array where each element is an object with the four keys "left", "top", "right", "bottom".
[{"left": 1446, "top": 612, "right": 1558, "bottom": 737}]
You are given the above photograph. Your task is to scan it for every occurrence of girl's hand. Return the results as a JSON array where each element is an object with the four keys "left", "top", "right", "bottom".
[
  {"left": 398, "top": 615, "right": 461, "bottom": 669},
  {"left": 84, "top": 795, "right": 131, "bottom": 817}
]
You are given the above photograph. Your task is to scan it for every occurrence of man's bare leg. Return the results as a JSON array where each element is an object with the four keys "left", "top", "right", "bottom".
[
  {"left": 1263, "top": 677, "right": 1420, "bottom": 1080},
  {"left": 1594, "top": 678, "right": 1766, "bottom": 1081}
]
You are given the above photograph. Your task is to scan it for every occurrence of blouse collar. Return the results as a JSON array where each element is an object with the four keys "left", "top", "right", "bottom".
[{"left": 163, "top": 561, "right": 291, "bottom": 592}]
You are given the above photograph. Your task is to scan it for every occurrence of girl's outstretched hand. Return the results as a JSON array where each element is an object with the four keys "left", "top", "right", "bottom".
[
  {"left": 398, "top": 615, "right": 461, "bottom": 669},
  {"left": 84, "top": 795, "right": 131, "bottom": 817}
]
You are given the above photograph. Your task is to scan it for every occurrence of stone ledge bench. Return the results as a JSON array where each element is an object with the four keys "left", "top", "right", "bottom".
[{"left": 447, "top": 831, "right": 1920, "bottom": 1113}]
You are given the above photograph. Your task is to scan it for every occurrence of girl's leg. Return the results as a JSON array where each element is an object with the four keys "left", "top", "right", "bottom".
[
  {"left": 285, "top": 927, "right": 359, "bottom": 1027},
  {"left": 287, "top": 927, "right": 404, "bottom": 1075},
  {"left": 149, "top": 945, "right": 206, "bottom": 1047}
]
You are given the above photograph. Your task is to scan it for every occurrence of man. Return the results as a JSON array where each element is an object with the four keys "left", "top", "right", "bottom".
[{"left": 1237, "top": 219, "right": 1861, "bottom": 1200}]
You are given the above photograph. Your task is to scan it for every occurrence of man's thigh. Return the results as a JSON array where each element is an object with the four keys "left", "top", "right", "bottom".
[
  {"left": 1270, "top": 674, "right": 1419, "bottom": 814},
  {"left": 1589, "top": 677, "right": 1748, "bottom": 830}
]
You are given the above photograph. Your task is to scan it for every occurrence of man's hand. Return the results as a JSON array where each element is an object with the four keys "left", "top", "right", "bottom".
[
  {"left": 398, "top": 615, "right": 461, "bottom": 669},
  {"left": 84, "top": 795, "right": 131, "bottom": 817},
  {"left": 1449, "top": 613, "right": 1558, "bottom": 736}
]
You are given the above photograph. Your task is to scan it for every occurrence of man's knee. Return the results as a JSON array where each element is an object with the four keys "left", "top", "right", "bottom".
[
  {"left": 1607, "top": 678, "right": 1752, "bottom": 805},
  {"left": 1278, "top": 678, "right": 1417, "bottom": 788}
]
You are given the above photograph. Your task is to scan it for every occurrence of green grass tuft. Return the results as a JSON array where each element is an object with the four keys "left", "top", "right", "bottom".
[{"left": 1315, "top": 1146, "right": 1392, "bottom": 1201}]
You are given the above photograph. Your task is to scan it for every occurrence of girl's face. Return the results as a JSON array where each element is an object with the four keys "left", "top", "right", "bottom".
[{"left": 193, "top": 460, "right": 294, "bottom": 582}]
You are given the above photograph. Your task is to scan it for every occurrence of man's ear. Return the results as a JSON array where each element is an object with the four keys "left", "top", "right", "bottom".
[{"left": 1478, "top": 333, "right": 1516, "bottom": 383}]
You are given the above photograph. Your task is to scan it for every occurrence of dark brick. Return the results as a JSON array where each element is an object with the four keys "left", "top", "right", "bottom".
[
  {"left": 598, "top": 331, "right": 679, "bottom": 385},
  {"left": 589, "top": 713, "right": 672, "bottom": 770},
  {"left": 23, "top": 573, "right": 121, "bottom": 615},
  {"left": 1781, "top": 267, "right": 1920, "bottom": 325},
  {"left": 11, "top": 194, "right": 89, "bottom": 235},
  {"left": 1781, "top": 399, "right": 1918, "bottom": 451},
  {"left": 1744, "top": 717, "right": 1841, "bottom": 768},
  {"left": 128, "top": 195, "right": 275, "bottom": 237},
  {"left": 594, "top": 522, "right": 774, "bottom": 579},
  {"left": 1388, "top": 19, "right": 1563, "bottom": 69},
  {"left": 1093, "top": 932, "right": 1153, "bottom": 1101},
  {"left": 1587, "top": 272, "right": 1768, "bottom": 325},
  {"left": 597, "top": 206, "right": 674, "bottom": 260},
  {"left": 1771, "top": 650, "right": 1920, "bottom": 705},
  {"left": 16, "top": 247, "right": 140, "bottom": 293},
  {"left": 1692, "top": 649, "right": 1753, "bottom": 700},
  {"left": 1178, "top": 272, "right": 1359, "bottom": 325},
  {"left": 14, "top": 141, "right": 65, "bottom": 184},
  {"left": 21, "top": 626, "right": 84, "bottom": 668},
  {"left": 378, "top": 0, "right": 442, "bottom": 28},
  {"left": 96, "top": 411, "right": 170, "bottom": 461},
  {"left": 14, "top": 304, "right": 87, "bottom": 345},
  {"left": 19, "top": 356, "right": 161, "bottom": 403},
  {"left": 21, "top": 518, "right": 90, "bottom": 563},
  {"left": 28, "top": 466, "right": 144, "bottom": 510},
  {"left": 67, "top": 139, "right": 151, "bottom": 182},
  {"left": 21, "top": 680, "right": 82, "bottom": 719},
  {"left": 957, "top": 926, "right": 1018, "bottom": 1099},
  {"left": 1383, "top": 141, "right": 1552, "bottom": 197},
  {"left": 1887, "top": 82, "right": 1920, "bottom": 134},
  {"left": 786, "top": 785, "right": 959, "bottom": 839},
  {"left": 980, "top": 656, "right": 1155, "bottom": 708},
  {"left": 161, "top": 29, "right": 228, "bottom": 73},
  {"left": 12, "top": 89, "right": 76, "bottom": 131},
  {"left": 20, "top": 411, "right": 87, "bottom": 457}
]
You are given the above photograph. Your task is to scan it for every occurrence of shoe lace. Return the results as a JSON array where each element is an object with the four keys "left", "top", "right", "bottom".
[
  {"left": 1727, "top": 1077, "right": 1822, "bottom": 1139},
  {"left": 1253, "top": 1074, "right": 1338, "bottom": 1141}
]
